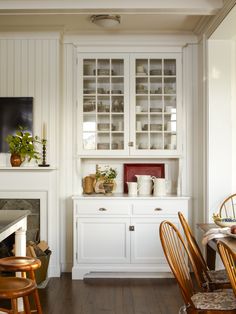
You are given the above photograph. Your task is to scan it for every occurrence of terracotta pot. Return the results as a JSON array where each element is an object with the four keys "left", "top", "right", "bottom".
[{"left": 10, "top": 154, "right": 22, "bottom": 167}]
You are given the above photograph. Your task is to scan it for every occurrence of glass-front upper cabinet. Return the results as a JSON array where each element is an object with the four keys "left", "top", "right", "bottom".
[
  {"left": 130, "top": 54, "right": 182, "bottom": 156},
  {"left": 77, "top": 54, "right": 129, "bottom": 156}
]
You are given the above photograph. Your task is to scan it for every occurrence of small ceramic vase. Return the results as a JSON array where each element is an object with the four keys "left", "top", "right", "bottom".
[{"left": 10, "top": 154, "right": 22, "bottom": 167}]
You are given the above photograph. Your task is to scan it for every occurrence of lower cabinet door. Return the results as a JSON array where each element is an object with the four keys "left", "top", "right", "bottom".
[
  {"left": 130, "top": 217, "right": 180, "bottom": 264},
  {"left": 76, "top": 217, "right": 131, "bottom": 264}
]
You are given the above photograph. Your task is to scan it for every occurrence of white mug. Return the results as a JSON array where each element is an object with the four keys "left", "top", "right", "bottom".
[{"left": 127, "top": 182, "right": 138, "bottom": 196}]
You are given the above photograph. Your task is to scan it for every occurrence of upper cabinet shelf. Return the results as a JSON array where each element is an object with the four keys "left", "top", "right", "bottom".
[{"left": 77, "top": 52, "right": 182, "bottom": 157}]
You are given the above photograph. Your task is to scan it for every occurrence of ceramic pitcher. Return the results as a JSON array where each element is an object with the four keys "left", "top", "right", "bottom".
[
  {"left": 152, "top": 177, "right": 166, "bottom": 196},
  {"left": 135, "top": 175, "right": 153, "bottom": 195}
]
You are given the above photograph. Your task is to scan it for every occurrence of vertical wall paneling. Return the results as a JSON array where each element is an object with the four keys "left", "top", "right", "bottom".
[
  {"left": 21, "top": 40, "right": 28, "bottom": 96},
  {"left": 28, "top": 40, "right": 35, "bottom": 97},
  {"left": 60, "top": 43, "right": 75, "bottom": 271},
  {"left": 14, "top": 40, "right": 21, "bottom": 95},
  {"left": 0, "top": 40, "right": 7, "bottom": 94},
  {"left": 0, "top": 33, "right": 61, "bottom": 277},
  {"left": 7, "top": 40, "right": 14, "bottom": 96}
]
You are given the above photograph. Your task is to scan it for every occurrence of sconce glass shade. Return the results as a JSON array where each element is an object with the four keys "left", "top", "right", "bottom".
[{"left": 91, "top": 15, "right": 121, "bottom": 28}]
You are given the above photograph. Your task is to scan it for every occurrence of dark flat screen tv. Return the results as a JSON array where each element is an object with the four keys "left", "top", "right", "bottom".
[{"left": 0, "top": 97, "right": 33, "bottom": 153}]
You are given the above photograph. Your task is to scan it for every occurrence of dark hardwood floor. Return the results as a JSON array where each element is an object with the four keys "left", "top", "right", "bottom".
[{"left": 38, "top": 273, "right": 183, "bottom": 314}]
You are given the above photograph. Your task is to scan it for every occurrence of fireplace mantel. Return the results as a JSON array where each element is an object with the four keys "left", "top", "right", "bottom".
[
  {"left": 0, "top": 169, "right": 60, "bottom": 278},
  {"left": 0, "top": 167, "right": 56, "bottom": 171}
]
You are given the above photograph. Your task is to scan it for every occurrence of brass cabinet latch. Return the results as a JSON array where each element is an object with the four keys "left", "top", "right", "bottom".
[
  {"left": 129, "top": 225, "right": 135, "bottom": 231},
  {"left": 128, "top": 142, "right": 134, "bottom": 147}
]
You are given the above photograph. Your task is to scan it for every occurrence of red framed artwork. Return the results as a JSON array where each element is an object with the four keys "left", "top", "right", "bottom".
[{"left": 123, "top": 163, "right": 165, "bottom": 193}]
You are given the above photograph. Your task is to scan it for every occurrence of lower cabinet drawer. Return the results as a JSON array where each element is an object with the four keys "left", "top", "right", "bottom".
[
  {"left": 74, "top": 200, "right": 131, "bottom": 215},
  {"left": 132, "top": 200, "right": 188, "bottom": 215}
]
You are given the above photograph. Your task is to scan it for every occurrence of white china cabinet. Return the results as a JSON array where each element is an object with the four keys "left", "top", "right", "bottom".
[
  {"left": 73, "top": 49, "right": 189, "bottom": 279},
  {"left": 77, "top": 53, "right": 182, "bottom": 157},
  {"left": 72, "top": 196, "right": 189, "bottom": 279}
]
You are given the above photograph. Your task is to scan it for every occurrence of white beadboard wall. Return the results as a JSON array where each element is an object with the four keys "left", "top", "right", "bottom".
[
  {"left": 0, "top": 33, "right": 61, "bottom": 277},
  {"left": 0, "top": 34, "right": 60, "bottom": 164}
]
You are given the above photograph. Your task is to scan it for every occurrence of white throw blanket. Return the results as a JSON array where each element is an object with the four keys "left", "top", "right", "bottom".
[{"left": 202, "top": 227, "right": 230, "bottom": 246}]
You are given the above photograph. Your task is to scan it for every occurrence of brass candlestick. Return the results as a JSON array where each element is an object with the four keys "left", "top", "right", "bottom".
[{"left": 38, "top": 139, "right": 50, "bottom": 167}]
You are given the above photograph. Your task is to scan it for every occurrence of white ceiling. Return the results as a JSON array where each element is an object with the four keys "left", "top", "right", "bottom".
[{"left": 0, "top": 0, "right": 227, "bottom": 34}]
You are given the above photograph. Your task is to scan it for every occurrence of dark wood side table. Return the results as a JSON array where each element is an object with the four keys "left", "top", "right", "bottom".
[{"left": 198, "top": 223, "right": 236, "bottom": 270}]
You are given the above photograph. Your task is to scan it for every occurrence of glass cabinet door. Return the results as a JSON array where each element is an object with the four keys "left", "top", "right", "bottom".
[
  {"left": 78, "top": 55, "right": 129, "bottom": 156},
  {"left": 131, "top": 55, "right": 181, "bottom": 155}
]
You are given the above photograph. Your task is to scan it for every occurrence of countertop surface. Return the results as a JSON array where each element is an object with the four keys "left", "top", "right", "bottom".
[
  {"left": 72, "top": 193, "right": 190, "bottom": 200},
  {"left": 0, "top": 210, "right": 30, "bottom": 234}
]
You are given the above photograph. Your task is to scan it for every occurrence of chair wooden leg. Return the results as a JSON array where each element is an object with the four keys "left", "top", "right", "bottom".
[
  {"left": 29, "top": 270, "right": 43, "bottom": 314},
  {"left": 23, "top": 296, "right": 31, "bottom": 314},
  {"left": 33, "top": 290, "right": 43, "bottom": 314},
  {"left": 11, "top": 298, "right": 18, "bottom": 314}
]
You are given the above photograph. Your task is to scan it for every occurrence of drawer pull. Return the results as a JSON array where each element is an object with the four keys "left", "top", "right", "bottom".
[
  {"left": 154, "top": 208, "right": 163, "bottom": 211},
  {"left": 98, "top": 207, "right": 107, "bottom": 211}
]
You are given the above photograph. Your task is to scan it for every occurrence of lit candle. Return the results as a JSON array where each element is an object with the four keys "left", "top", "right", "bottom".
[{"left": 42, "top": 123, "right": 47, "bottom": 139}]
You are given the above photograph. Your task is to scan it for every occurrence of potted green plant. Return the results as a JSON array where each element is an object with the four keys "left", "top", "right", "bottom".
[
  {"left": 95, "top": 166, "right": 118, "bottom": 194},
  {"left": 6, "top": 126, "right": 41, "bottom": 167}
]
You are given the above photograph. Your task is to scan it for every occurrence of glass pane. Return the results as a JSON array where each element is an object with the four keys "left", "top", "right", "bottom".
[
  {"left": 83, "top": 115, "right": 96, "bottom": 132},
  {"left": 164, "top": 133, "right": 176, "bottom": 150},
  {"left": 84, "top": 78, "right": 96, "bottom": 94},
  {"left": 97, "top": 96, "right": 110, "bottom": 113},
  {"left": 97, "top": 59, "right": 110, "bottom": 76},
  {"left": 150, "top": 133, "right": 163, "bottom": 150},
  {"left": 136, "top": 59, "right": 148, "bottom": 76},
  {"left": 164, "top": 59, "right": 176, "bottom": 76},
  {"left": 111, "top": 114, "right": 123, "bottom": 131},
  {"left": 150, "top": 59, "right": 162, "bottom": 76},
  {"left": 97, "top": 77, "right": 110, "bottom": 94},
  {"left": 136, "top": 114, "right": 148, "bottom": 132},
  {"left": 83, "top": 59, "right": 96, "bottom": 76},
  {"left": 97, "top": 133, "right": 110, "bottom": 150},
  {"left": 111, "top": 134, "right": 124, "bottom": 149},
  {"left": 83, "top": 133, "right": 96, "bottom": 150},
  {"left": 136, "top": 77, "right": 148, "bottom": 94},
  {"left": 164, "top": 96, "right": 176, "bottom": 112},
  {"left": 164, "top": 77, "right": 176, "bottom": 94},
  {"left": 150, "top": 114, "right": 163, "bottom": 131},
  {"left": 136, "top": 96, "right": 148, "bottom": 113},
  {"left": 136, "top": 133, "right": 149, "bottom": 150},
  {"left": 83, "top": 97, "right": 96, "bottom": 113},
  {"left": 112, "top": 97, "right": 124, "bottom": 113},
  {"left": 112, "top": 59, "right": 124, "bottom": 76},
  {"left": 111, "top": 77, "right": 124, "bottom": 94},
  {"left": 97, "top": 114, "right": 110, "bottom": 131},
  {"left": 150, "top": 96, "right": 162, "bottom": 112},
  {"left": 150, "top": 77, "right": 162, "bottom": 95}
]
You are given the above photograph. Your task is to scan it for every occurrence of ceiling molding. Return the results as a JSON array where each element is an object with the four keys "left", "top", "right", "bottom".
[
  {"left": 0, "top": 0, "right": 224, "bottom": 15},
  {"left": 193, "top": 16, "right": 213, "bottom": 36},
  {"left": 204, "top": 0, "right": 236, "bottom": 38}
]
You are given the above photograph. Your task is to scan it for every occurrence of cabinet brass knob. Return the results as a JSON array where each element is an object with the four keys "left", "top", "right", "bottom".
[
  {"left": 98, "top": 207, "right": 107, "bottom": 211},
  {"left": 154, "top": 208, "right": 163, "bottom": 211}
]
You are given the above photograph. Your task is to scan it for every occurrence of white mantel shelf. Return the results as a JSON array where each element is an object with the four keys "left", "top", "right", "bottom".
[{"left": 0, "top": 167, "right": 56, "bottom": 171}]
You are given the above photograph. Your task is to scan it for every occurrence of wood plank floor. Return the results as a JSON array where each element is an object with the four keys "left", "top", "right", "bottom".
[{"left": 38, "top": 273, "right": 183, "bottom": 314}]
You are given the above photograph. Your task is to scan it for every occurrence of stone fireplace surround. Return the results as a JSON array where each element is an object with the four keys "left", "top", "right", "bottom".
[
  {"left": 0, "top": 169, "right": 60, "bottom": 278},
  {"left": 0, "top": 199, "right": 40, "bottom": 243}
]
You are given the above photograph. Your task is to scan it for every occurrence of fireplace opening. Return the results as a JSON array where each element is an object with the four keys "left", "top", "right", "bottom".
[{"left": 0, "top": 199, "right": 40, "bottom": 256}]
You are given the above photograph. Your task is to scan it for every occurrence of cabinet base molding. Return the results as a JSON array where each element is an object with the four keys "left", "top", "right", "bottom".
[{"left": 72, "top": 265, "right": 172, "bottom": 280}]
